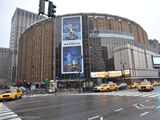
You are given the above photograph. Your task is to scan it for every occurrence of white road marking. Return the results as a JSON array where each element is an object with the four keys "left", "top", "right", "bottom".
[
  {"left": 115, "top": 108, "right": 124, "bottom": 112},
  {"left": 140, "top": 112, "right": 149, "bottom": 116},
  {"left": 88, "top": 116, "right": 100, "bottom": 120},
  {"left": 0, "top": 109, "right": 12, "bottom": 113},
  {"left": 0, "top": 111, "right": 15, "bottom": 117},
  {"left": 145, "top": 100, "right": 150, "bottom": 102},
  {"left": 133, "top": 104, "right": 144, "bottom": 109},
  {"left": 0, "top": 114, "right": 18, "bottom": 119},
  {"left": 0, "top": 108, "right": 10, "bottom": 111},
  {"left": 100, "top": 117, "right": 103, "bottom": 120},
  {"left": 9, "top": 118, "right": 22, "bottom": 120},
  {"left": 0, "top": 104, "right": 22, "bottom": 120}
]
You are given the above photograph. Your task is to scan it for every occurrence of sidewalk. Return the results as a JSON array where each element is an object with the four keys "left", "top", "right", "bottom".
[{"left": 57, "top": 90, "right": 81, "bottom": 95}]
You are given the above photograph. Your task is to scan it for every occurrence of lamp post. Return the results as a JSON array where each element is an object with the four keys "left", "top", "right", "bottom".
[
  {"left": 78, "top": 68, "right": 81, "bottom": 93},
  {"left": 78, "top": 55, "right": 83, "bottom": 93},
  {"left": 120, "top": 62, "right": 126, "bottom": 82}
]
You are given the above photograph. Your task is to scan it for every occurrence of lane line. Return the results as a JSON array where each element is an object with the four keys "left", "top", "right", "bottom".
[
  {"left": 145, "top": 100, "right": 150, "bottom": 102},
  {"left": 140, "top": 112, "right": 149, "bottom": 116},
  {"left": 88, "top": 116, "right": 100, "bottom": 120},
  {"left": 115, "top": 108, "right": 124, "bottom": 112}
]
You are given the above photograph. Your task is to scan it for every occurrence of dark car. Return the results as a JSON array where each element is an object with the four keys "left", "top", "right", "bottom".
[{"left": 118, "top": 83, "right": 128, "bottom": 90}]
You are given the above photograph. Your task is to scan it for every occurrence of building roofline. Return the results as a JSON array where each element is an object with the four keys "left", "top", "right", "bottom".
[{"left": 19, "top": 13, "right": 147, "bottom": 40}]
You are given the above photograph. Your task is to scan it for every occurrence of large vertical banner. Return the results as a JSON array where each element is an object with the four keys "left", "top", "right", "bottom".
[{"left": 61, "top": 16, "right": 83, "bottom": 74}]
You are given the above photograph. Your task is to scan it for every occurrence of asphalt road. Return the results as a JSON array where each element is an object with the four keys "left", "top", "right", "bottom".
[{"left": 1, "top": 87, "right": 160, "bottom": 120}]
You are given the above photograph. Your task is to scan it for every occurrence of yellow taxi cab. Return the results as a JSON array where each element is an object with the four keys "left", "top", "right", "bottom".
[
  {"left": 156, "top": 82, "right": 160, "bottom": 86},
  {"left": 0, "top": 88, "right": 23, "bottom": 101},
  {"left": 93, "top": 83, "right": 118, "bottom": 92},
  {"left": 129, "top": 82, "right": 139, "bottom": 89},
  {"left": 152, "top": 81, "right": 160, "bottom": 86},
  {"left": 138, "top": 81, "right": 153, "bottom": 92}
]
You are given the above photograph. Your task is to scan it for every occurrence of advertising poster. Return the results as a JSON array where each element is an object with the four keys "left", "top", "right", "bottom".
[
  {"left": 62, "top": 16, "right": 82, "bottom": 41},
  {"left": 61, "top": 16, "right": 83, "bottom": 74}
]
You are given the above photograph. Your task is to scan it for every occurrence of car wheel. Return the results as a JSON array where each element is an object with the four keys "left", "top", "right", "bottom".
[
  {"left": 15, "top": 95, "right": 18, "bottom": 100},
  {"left": 107, "top": 88, "right": 110, "bottom": 92},
  {"left": 115, "top": 88, "right": 117, "bottom": 91},
  {"left": 19, "top": 96, "right": 22, "bottom": 99}
]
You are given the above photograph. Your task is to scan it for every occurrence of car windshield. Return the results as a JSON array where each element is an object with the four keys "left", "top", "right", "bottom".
[
  {"left": 133, "top": 82, "right": 138, "bottom": 85},
  {"left": 5, "top": 89, "right": 17, "bottom": 93},
  {"left": 140, "top": 82, "right": 151, "bottom": 85},
  {"left": 119, "top": 83, "right": 127, "bottom": 86},
  {"left": 97, "top": 84, "right": 108, "bottom": 87}
]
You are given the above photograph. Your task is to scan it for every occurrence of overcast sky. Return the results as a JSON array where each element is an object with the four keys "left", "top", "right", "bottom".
[{"left": 0, "top": 0, "right": 160, "bottom": 48}]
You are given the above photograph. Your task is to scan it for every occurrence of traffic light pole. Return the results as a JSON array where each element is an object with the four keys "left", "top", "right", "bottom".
[{"left": 38, "top": 0, "right": 56, "bottom": 18}]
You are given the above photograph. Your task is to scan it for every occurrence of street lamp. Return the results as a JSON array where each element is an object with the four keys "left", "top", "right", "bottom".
[
  {"left": 77, "top": 55, "right": 83, "bottom": 93},
  {"left": 78, "top": 68, "right": 81, "bottom": 93},
  {"left": 120, "top": 62, "right": 126, "bottom": 82}
]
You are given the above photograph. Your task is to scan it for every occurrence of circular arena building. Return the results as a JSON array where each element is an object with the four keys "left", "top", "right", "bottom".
[{"left": 18, "top": 13, "right": 157, "bottom": 89}]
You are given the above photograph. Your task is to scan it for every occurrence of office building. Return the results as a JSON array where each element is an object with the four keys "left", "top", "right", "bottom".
[
  {"left": 10, "top": 8, "right": 46, "bottom": 81},
  {"left": 0, "top": 48, "right": 11, "bottom": 84}
]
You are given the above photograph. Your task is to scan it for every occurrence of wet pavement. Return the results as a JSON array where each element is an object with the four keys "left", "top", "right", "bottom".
[{"left": 1, "top": 87, "right": 160, "bottom": 120}]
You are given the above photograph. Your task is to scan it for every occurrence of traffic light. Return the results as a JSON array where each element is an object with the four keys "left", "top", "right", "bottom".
[
  {"left": 48, "top": 1, "right": 56, "bottom": 18},
  {"left": 39, "top": 0, "right": 45, "bottom": 14}
]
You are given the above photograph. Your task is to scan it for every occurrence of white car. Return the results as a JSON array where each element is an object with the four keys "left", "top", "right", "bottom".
[
  {"left": 19, "top": 86, "right": 27, "bottom": 92},
  {"left": 93, "top": 84, "right": 106, "bottom": 92}
]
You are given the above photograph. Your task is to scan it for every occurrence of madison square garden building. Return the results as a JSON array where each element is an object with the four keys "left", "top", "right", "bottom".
[{"left": 17, "top": 13, "right": 159, "bottom": 88}]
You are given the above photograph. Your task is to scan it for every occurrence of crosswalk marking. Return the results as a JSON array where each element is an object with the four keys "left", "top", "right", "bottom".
[
  {"left": 0, "top": 114, "right": 18, "bottom": 119},
  {"left": 71, "top": 91, "right": 160, "bottom": 99},
  {"left": 0, "top": 103, "right": 22, "bottom": 120},
  {"left": 0, "top": 110, "right": 12, "bottom": 113},
  {"left": 0, "top": 111, "right": 15, "bottom": 117},
  {"left": 9, "top": 118, "right": 22, "bottom": 120}
]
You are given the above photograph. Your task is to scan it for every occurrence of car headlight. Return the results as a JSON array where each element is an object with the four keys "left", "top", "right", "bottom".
[{"left": 0, "top": 95, "right": 2, "bottom": 97}]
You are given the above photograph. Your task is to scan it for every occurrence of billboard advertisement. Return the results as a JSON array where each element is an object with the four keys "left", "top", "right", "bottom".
[
  {"left": 152, "top": 56, "right": 160, "bottom": 68},
  {"left": 61, "top": 16, "right": 83, "bottom": 74}
]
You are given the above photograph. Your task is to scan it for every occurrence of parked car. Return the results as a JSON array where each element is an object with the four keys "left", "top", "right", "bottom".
[
  {"left": 138, "top": 81, "right": 153, "bottom": 92},
  {"left": 0, "top": 88, "right": 23, "bottom": 101},
  {"left": 118, "top": 83, "right": 128, "bottom": 90}
]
